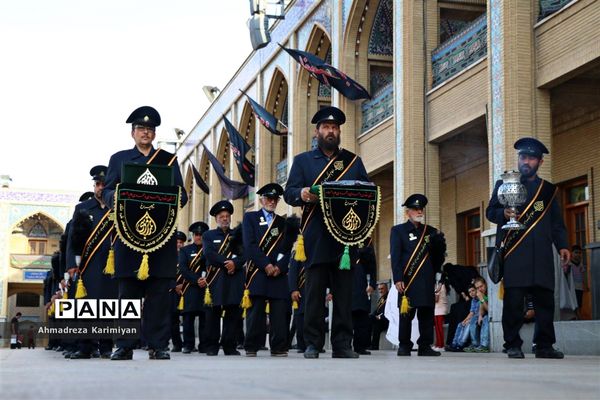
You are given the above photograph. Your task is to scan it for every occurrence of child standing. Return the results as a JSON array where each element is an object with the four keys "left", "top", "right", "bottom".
[{"left": 433, "top": 273, "right": 450, "bottom": 351}]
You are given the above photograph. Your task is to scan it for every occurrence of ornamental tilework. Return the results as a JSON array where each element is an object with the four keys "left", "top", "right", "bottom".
[
  {"left": 361, "top": 83, "right": 393, "bottom": 133},
  {"left": 538, "top": 0, "right": 573, "bottom": 20},
  {"left": 368, "top": 0, "right": 393, "bottom": 57},
  {"left": 370, "top": 65, "right": 393, "bottom": 95},
  {"left": 490, "top": 0, "right": 505, "bottom": 183},
  {"left": 318, "top": 48, "right": 333, "bottom": 98}
]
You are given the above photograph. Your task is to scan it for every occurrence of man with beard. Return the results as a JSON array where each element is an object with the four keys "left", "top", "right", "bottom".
[
  {"left": 390, "top": 194, "right": 446, "bottom": 356},
  {"left": 486, "top": 137, "right": 569, "bottom": 359},
  {"left": 284, "top": 106, "right": 370, "bottom": 359}
]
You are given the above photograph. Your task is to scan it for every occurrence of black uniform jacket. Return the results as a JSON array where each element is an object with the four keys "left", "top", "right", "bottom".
[
  {"left": 66, "top": 198, "right": 118, "bottom": 299},
  {"left": 102, "top": 146, "right": 188, "bottom": 279},
  {"left": 178, "top": 243, "right": 207, "bottom": 313},
  {"left": 390, "top": 221, "right": 441, "bottom": 308},
  {"left": 283, "top": 147, "right": 370, "bottom": 267},
  {"left": 486, "top": 176, "right": 568, "bottom": 290},
  {"left": 202, "top": 227, "right": 246, "bottom": 306},
  {"left": 242, "top": 210, "right": 291, "bottom": 300}
]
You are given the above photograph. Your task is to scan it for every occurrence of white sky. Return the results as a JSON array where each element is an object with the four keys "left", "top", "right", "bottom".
[{"left": 0, "top": 0, "right": 253, "bottom": 193}]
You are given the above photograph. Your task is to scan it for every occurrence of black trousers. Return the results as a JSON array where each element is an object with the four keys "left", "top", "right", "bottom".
[
  {"left": 245, "top": 297, "right": 288, "bottom": 353},
  {"left": 398, "top": 306, "right": 434, "bottom": 350},
  {"left": 78, "top": 339, "right": 113, "bottom": 354},
  {"left": 370, "top": 316, "right": 389, "bottom": 349},
  {"left": 352, "top": 309, "right": 371, "bottom": 351},
  {"left": 182, "top": 311, "right": 206, "bottom": 350},
  {"left": 170, "top": 311, "right": 182, "bottom": 349},
  {"left": 205, "top": 305, "right": 241, "bottom": 354},
  {"left": 292, "top": 313, "right": 305, "bottom": 350},
  {"left": 116, "top": 277, "right": 171, "bottom": 351},
  {"left": 503, "top": 286, "right": 556, "bottom": 349},
  {"left": 304, "top": 263, "right": 353, "bottom": 351}
]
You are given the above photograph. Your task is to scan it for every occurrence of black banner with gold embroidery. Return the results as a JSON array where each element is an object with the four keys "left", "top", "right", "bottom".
[
  {"left": 319, "top": 181, "right": 381, "bottom": 246},
  {"left": 503, "top": 180, "right": 558, "bottom": 259},
  {"left": 114, "top": 184, "right": 181, "bottom": 253},
  {"left": 80, "top": 210, "right": 114, "bottom": 275},
  {"left": 245, "top": 215, "right": 285, "bottom": 288}
]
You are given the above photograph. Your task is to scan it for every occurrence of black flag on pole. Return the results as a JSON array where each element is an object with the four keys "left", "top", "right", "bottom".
[
  {"left": 223, "top": 117, "right": 255, "bottom": 186},
  {"left": 240, "top": 90, "right": 288, "bottom": 136},
  {"left": 279, "top": 44, "right": 371, "bottom": 101},
  {"left": 203, "top": 145, "right": 249, "bottom": 200},
  {"left": 190, "top": 163, "right": 210, "bottom": 194}
]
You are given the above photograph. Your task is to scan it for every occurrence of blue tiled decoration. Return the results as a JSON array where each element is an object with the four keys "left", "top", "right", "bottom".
[
  {"left": 318, "top": 48, "right": 332, "bottom": 98},
  {"left": 276, "top": 159, "right": 288, "bottom": 186},
  {"left": 368, "top": 0, "right": 393, "bottom": 57},
  {"left": 370, "top": 65, "right": 393, "bottom": 94},
  {"left": 361, "top": 83, "right": 393, "bottom": 133},
  {"left": 490, "top": 0, "right": 505, "bottom": 183},
  {"left": 432, "top": 13, "right": 487, "bottom": 87},
  {"left": 538, "top": 0, "right": 573, "bottom": 20},
  {"left": 440, "top": 18, "right": 470, "bottom": 44}
]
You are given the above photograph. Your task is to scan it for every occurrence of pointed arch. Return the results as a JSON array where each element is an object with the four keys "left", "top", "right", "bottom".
[
  {"left": 293, "top": 25, "right": 332, "bottom": 154},
  {"left": 10, "top": 212, "right": 65, "bottom": 256},
  {"left": 264, "top": 67, "right": 289, "bottom": 185}
]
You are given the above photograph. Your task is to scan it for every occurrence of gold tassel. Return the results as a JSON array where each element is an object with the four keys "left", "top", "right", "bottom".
[
  {"left": 265, "top": 301, "right": 270, "bottom": 314},
  {"left": 178, "top": 295, "right": 184, "bottom": 311},
  {"left": 103, "top": 248, "right": 115, "bottom": 275},
  {"left": 498, "top": 280, "right": 504, "bottom": 300},
  {"left": 222, "top": 309, "right": 226, "bottom": 318},
  {"left": 240, "top": 289, "right": 252, "bottom": 310},
  {"left": 137, "top": 254, "right": 150, "bottom": 280},
  {"left": 294, "top": 234, "right": 307, "bottom": 262},
  {"left": 400, "top": 295, "right": 410, "bottom": 315},
  {"left": 292, "top": 300, "right": 299, "bottom": 310},
  {"left": 242, "top": 308, "right": 247, "bottom": 318},
  {"left": 75, "top": 278, "right": 87, "bottom": 299},
  {"left": 48, "top": 302, "right": 55, "bottom": 316},
  {"left": 204, "top": 286, "right": 213, "bottom": 306}
]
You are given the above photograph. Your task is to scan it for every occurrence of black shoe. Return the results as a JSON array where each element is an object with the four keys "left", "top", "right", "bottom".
[
  {"left": 259, "top": 346, "right": 269, "bottom": 351},
  {"left": 149, "top": 349, "right": 170, "bottom": 360},
  {"left": 206, "top": 350, "right": 218, "bottom": 356},
  {"left": 236, "top": 344, "right": 244, "bottom": 350},
  {"left": 55, "top": 346, "right": 64, "bottom": 352},
  {"left": 507, "top": 347, "right": 524, "bottom": 359},
  {"left": 418, "top": 347, "right": 441, "bottom": 357},
  {"left": 171, "top": 347, "right": 182, "bottom": 353},
  {"left": 100, "top": 351, "right": 112, "bottom": 359},
  {"left": 91, "top": 350, "right": 101, "bottom": 358},
  {"left": 303, "top": 345, "right": 319, "bottom": 359},
  {"left": 224, "top": 350, "right": 241, "bottom": 356},
  {"left": 356, "top": 349, "right": 371, "bottom": 355},
  {"left": 182, "top": 347, "right": 192, "bottom": 354},
  {"left": 297, "top": 348, "right": 306, "bottom": 354},
  {"left": 110, "top": 348, "right": 133, "bottom": 360},
  {"left": 63, "top": 351, "right": 73, "bottom": 359},
  {"left": 45, "top": 345, "right": 54, "bottom": 351},
  {"left": 397, "top": 348, "right": 411, "bottom": 356},
  {"left": 535, "top": 347, "right": 564, "bottom": 359},
  {"left": 69, "top": 351, "right": 91, "bottom": 359},
  {"left": 332, "top": 349, "right": 359, "bottom": 358}
]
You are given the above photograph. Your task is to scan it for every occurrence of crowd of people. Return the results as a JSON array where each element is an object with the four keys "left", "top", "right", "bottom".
[{"left": 33, "top": 105, "right": 571, "bottom": 361}]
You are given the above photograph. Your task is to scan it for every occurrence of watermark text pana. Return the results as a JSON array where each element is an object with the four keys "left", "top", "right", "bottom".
[{"left": 54, "top": 299, "right": 141, "bottom": 319}]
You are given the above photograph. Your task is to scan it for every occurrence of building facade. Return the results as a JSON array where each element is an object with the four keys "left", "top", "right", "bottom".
[{"left": 177, "top": 0, "right": 600, "bottom": 352}]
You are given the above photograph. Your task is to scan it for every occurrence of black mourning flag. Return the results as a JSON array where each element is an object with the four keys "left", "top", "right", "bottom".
[
  {"left": 279, "top": 44, "right": 371, "bottom": 101},
  {"left": 241, "top": 90, "right": 288, "bottom": 136},
  {"left": 203, "top": 145, "right": 249, "bottom": 200},
  {"left": 190, "top": 163, "right": 210, "bottom": 194},
  {"left": 223, "top": 116, "right": 255, "bottom": 186}
]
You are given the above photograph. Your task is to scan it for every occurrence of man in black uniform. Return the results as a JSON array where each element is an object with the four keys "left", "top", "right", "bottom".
[
  {"left": 288, "top": 255, "right": 306, "bottom": 353},
  {"left": 202, "top": 200, "right": 245, "bottom": 356},
  {"left": 370, "top": 282, "right": 389, "bottom": 350},
  {"left": 486, "top": 137, "right": 569, "bottom": 359},
  {"left": 178, "top": 222, "right": 210, "bottom": 353},
  {"left": 242, "top": 183, "right": 291, "bottom": 357},
  {"left": 351, "top": 243, "right": 377, "bottom": 355},
  {"left": 169, "top": 231, "right": 187, "bottom": 352},
  {"left": 66, "top": 165, "right": 118, "bottom": 359},
  {"left": 284, "top": 106, "right": 370, "bottom": 359},
  {"left": 103, "top": 106, "right": 188, "bottom": 360},
  {"left": 390, "top": 194, "right": 446, "bottom": 356}
]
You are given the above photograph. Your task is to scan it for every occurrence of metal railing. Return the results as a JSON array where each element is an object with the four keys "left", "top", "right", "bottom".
[
  {"left": 538, "top": 0, "right": 574, "bottom": 20},
  {"left": 360, "top": 83, "right": 394, "bottom": 133},
  {"left": 276, "top": 158, "right": 288, "bottom": 186}
]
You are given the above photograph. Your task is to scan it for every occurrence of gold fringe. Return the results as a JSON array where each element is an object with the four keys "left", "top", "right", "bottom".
[
  {"left": 137, "top": 254, "right": 150, "bottom": 280},
  {"left": 48, "top": 302, "right": 55, "bottom": 316},
  {"left": 75, "top": 278, "right": 87, "bottom": 299},
  {"left": 294, "top": 234, "right": 307, "bottom": 262},
  {"left": 400, "top": 295, "right": 410, "bottom": 315},
  {"left": 62, "top": 291, "right": 68, "bottom": 300},
  {"left": 178, "top": 296, "right": 184, "bottom": 311},
  {"left": 242, "top": 308, "right": 247, "bottom": 318},
  {"left": 240, "top": 289, "right": 252, "bottom": 310},
  {"left": 103, "top": 248, "right": 115, "bottom": 275},
  {"left": 498, "top": 280, "right": 504, "bottom": 300},
  {"left": 204, "top": 286, "right": 213, "bottom": 306},
  {"left": 292, "top": 300, "right": 299, "bottom": 310},
  {"left": 265, "top": 301, "right": 270, "bottom": 314}
]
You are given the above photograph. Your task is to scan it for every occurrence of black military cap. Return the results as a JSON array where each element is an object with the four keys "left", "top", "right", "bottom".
[
  {"left": 126, "top": 106, "right": 161, "bottom": 127},
  {"left": 89, "top": 165, "right": 107, "bottom": 182},
  {"left": 256, "top": 183, "right": 284, "bottom": 198},
  {"left": 311, "top": 106, "right": 346, "bottom": 126},
  {"left": 79, "top": 191, "right": 94, "bottom": 202},
  {"left": 209, "top": 200, "right": 234, "bottom": 217},
  {"left": 514, "top": 137, "right": 549, "bottom": 159},
  {"left": 188, "top": 221, "right": 210, "bottom": 235},
  {"left": 402, "top": 193, "right": 428, "bottom": 209},
  {"left": 175, "top": 231, "right": 187, "bottom": 242}
]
